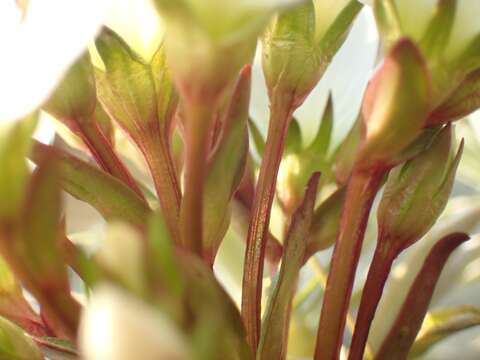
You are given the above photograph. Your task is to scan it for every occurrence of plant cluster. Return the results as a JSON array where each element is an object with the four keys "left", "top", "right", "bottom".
[{"left": 1, "top": 0, "right": 480, "bottom": 359}]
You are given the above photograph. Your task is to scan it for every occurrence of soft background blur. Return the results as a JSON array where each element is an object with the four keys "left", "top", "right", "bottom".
[{"left": 2, "top": 1, "right": 480, "bottom": 359}]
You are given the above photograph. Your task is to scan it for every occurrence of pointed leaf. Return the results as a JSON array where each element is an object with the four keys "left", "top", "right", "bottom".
[
  {"left": 410, "top": 306, "right": 480, "bottom": 358},
  {"left": 258, "top": 173, "right": 320, "bottom": 360},
  {"left": 419, "top": 0, "right": 457, "bottom": 59},
  {"left": 307, "top": 94, "right": 334, "bottom": 157},
  {"left": 376, "top": 232, "right": 471, "bottom": 360},
  {"left": 203, "top": 66, "right": 251, "bottom": 263},
  {"left": 30, "top": 141, "right": 150, "bottom": 228}
]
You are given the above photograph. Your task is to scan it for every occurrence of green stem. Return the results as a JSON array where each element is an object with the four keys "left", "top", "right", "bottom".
[
  {"left": 314, "top": 169, "right": 384, "bottom": 360},
  {"left": 79, "top": 120, "right": 145, "bottom": 201},
  {"left": 241, "top": 99, "right": 293, "bottom": 352},
  {"left": 180, "top": 102, "right": 214, "bottom": 256},
  {"left": 142, "top": 135, "right": 182, "bottom": 243},
  {"left": 348, "top": 243, "right": 395, "bottom": 360}
]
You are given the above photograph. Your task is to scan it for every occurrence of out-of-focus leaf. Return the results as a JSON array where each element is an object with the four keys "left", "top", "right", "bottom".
[
  {"left": 0, "top": 316, "right": 43, "bottom": 360},
  {"left": 306, "top": 94, "right": 333, "bottom": 158},
  {"left": 410, "top": 306, "right": 480, "bottom": 358},
  {"left": 419, "top": 0, "right": 456, "bottom": 60},
  {"left": 15, "top": 158, "right": 80, "bottom": 340},
  {"left": 0, "top": 114, "right": 37, "bottom": 219},
  {"left": 44, "top": 53, "right": 96, "bottom": 121},
  {"left": 180, "top": 252, "right": 252, "bottom": 360},
  {"left": 305, "top": 186, "right": 346, "bottom": 259},
  {"left": 30, "top": 141, "right": 150, "bottom": 228},
  {"left": 376, "top": 232, "right": 471, "bottom": 360},
  {"left": 285, "top": 118, "right": 302, "bottom": 154},
  {"left": 0, "top": 256, "right": 45, "bottom": 337},
  {"left": 203, "top": 66, "right": 250, "bottom": 264},
  {"left": 258, "top": 173, "right": 320, "bottom": 360}
]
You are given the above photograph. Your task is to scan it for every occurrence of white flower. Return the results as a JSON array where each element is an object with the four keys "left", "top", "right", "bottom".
[{"left": 80, "top": 285, "right": 190, "bottom": 360}]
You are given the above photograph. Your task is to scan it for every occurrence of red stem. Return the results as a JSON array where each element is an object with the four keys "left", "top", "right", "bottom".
[
  {"left": 241, "top": 99, "right": 293, "bottom": 352},
  {"left": 79, "top": 121, "right": 145, "bottom": 201},
  {"left": 348, "top": 243, "right": 395, "bottom": 360},
  {"left": 314, "top": 169, "right": 384, "bottom": 360},
  {"left": 142, "top": 134, "right": 182, "bottom": 243}
]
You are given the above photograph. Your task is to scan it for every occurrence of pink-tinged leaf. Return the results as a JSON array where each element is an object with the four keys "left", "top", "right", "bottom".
[
  {"left": 30, "top": 141, "right": 150, "bottom": 228},
  {"left": 5, "top": 158, "right": 81, "bottom": 340},
  {"left": 376, "top": 232, "right": 471, "bottom": 360},
  {"left": 258, "top": 173, "right": 320, "bottom": 360}
]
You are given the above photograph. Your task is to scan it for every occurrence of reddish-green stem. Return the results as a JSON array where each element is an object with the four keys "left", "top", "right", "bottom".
[
  {"left": 142, "top": 134, "right": 182, "bottom": 243},
  {"left": 241, "top": 99, "right": 293, "bottom": 352},
  {"left": 78, "top": 121, "right": 145, "bottom": 201},
  {"left": 348, "top": 242, "right": 396, "bottom": 360},
  {"left": 314, "top": 169, "right": 384, "bottom": 360},
  {"left": 181, "top": 103, "right": 214, "bottom": 256}
]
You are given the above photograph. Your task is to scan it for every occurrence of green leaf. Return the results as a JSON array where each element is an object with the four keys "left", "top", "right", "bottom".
[
  {"left": 30, "top": 141, "right": 150, "bottom": 228},
  {"left": 316, "top": 0, "right": 363, "bottom": 60},
  {"left": 419, "top": 0, "right": 457, "bottom": 59},
  {"left": 306, "top": 93, "right": 333, "bottom": 157},
  {"left": 95, "top": 27, "right": 158, "bottom": 139},
  {"left": 16, "top": 158, "right": 80, "bottom": 340},
  {"left": 258, "top": 173, "right": 320, "bottom": 360},
  {"left": 305, "top": 186, "right": 346, "bottom": 259},
  {"left": 0, "top": 114, "right": 37, "bottom": 219},
  {"left": 373, "top": 0, "right": 403, "bottom": 50},
  {"left": 0, "top": 316, "right": 42, "bottom": 360},
  {"left": 376, "top": 232, "right": 470, "bottom": 360},
  {"left": 410, "top": 306, "right": 480, "bottom": 358},
  {"left": 203, "top": 66, "right": 250, "bottom": 263}
]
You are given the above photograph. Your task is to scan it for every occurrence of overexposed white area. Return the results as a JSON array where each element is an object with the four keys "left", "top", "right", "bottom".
[{"left": 0, "top": 0, "right": 110, "bottom": 123}]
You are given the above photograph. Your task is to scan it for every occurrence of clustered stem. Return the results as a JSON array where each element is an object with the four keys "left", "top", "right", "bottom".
[
  {"left": 241, "top": 98, "right": 294, "bottom": 352},
  {"left": 348, "top": 242, "right": 396, "bottom": 360},
  {"left": 314, "top": 168, "right": 384, "bottom": 360}
]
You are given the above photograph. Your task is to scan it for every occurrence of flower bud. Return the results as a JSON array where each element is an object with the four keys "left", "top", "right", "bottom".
[
  {"left": 263, "top": 0, "right": 362, "bottom": 107},
  {"left": 356, "top": 39, "right": 431, "bottom": 170},
  {"left": 377, "top": 124, "right": 463, "bottom": 253},
  {"left": 373, "top": 0, "right": 480, "bottom": 106},
  {"left": 154, "top": 0, "right": 300, "bottom": 101}
]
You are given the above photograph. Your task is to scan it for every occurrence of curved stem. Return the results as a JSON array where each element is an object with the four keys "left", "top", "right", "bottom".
[
  {"left": 314, "top": 169, "right": 384, "bottom": 360},
  {"left": 180, "top": 103, "right": 214, "bottom": 256},
  {"left": 348, "top": 244, "right": 395, "bottom": 360},
  {"left": 241, "top": 99, "right": 293, "bottom": 352}
]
